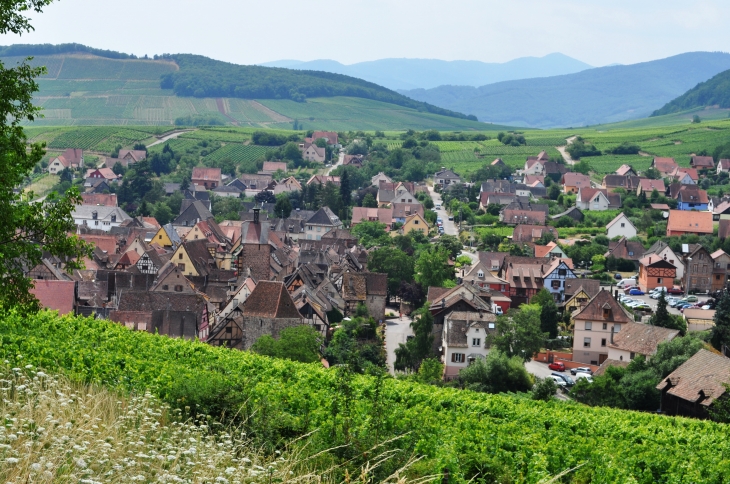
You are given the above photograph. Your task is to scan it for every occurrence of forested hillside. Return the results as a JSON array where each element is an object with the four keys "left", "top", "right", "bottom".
[
  {"left": 401, "top": 52, "right": 730, "bottom": 128},
  {"left": 652, "top": 68, "right": 730, "bottom": 116}
]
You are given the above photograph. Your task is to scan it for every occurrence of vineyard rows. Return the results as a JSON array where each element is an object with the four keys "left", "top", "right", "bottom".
[
  {"left": 47, "top": 126, "right": 162, "bottom": 150},
  {"left": 204, "top": 144, "right": 268, "bottom": 163}
]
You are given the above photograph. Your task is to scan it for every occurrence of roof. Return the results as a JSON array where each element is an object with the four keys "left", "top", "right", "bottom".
[
  {"left": 391, "top": 202, "right": 424, "bottom": 219},
  {"left": 491, "top": 158, "right": 505, "bottom": 166},
  {"left": 117, "top": 291, "right": 206, "bottom": 313},
  {"left": 463, "top": 261, "right": 508, "bottom": 285},
  {"left": 311, "top": 131, "right": 338, "bottom": 145},
  {"left": 609, "top": 322, "right": 678, "bottom": 356},
  {"left": 444, "top": 311, "right": 497, "bottom": 347},
  {"left": 691, "top": 155, "right": 715, "bottom": 168},
  {"left": 675, "top": 185, "right": 708, "bottom": 203},
  {"left": 683, "top": 308, "right": 715, "bottom": 321},
  {"left": 638, "top": 255, "right": 676, "bottom": 270},
  {"left": 711, "top": 249, "right": 728, "bottom": 260},
  {"left": 307, "top": 175, "right": 341, "bottom": 186},
  {"left": 72, "top": 205, "right": 131, "bottom": 223},
  {"left": 658, "top": 349, "right": 730, "bottom": 407},
  {"left": 606, "top": 213, "right": 636, "bottom": 232},
  {"left": 606, "top": 237, "right": 645, "bottom": 261},
  {"left": 719, "top": 159, "right": 730, "bottom": 171},
  {"left": 637, "top": 178, "right": 666, "bottom": 193},
  {"left": 435, "top": 169, "right": 460, "bottom": 179},
  {"left": 653, "top": 157, "right": 678, "bottom": 173},
  {"left": 593, "top": 359, "right": 631, "bottom": 376},
  {"left": 512, "top": 224, "right": 556, "bottom": 242},
  {"left": 667, "top": 210, "right": 713, "bottom": 234},
  {"left": 573, "top": 289, "right": 634, "bottom": 323},
  {"left": 262, "top": 161, "right": 288, "bottom": 172},
  {"left": 534, "top": 241, "right": 560, "bottom": 258},
  {"left": 85, "top": 167, "right": 118, "bottom": 180},
  {"left": 243, "top": 281, "right": 302, "bottom": 319},
  {"left": 118, "top": 149, "right": 147, "bottom": 162},
  {"left": 78, "top": 234, "right": 117, "bottom": 255},
  {"left": 192, "top": 167, "right": 222, "bottom": 182},
  {"left": 212, "top": 185, "right": 242, "bottom": 194},
  {"left": 602, "top": 175, "right": 640, "bottom": 190},
  {"left": 674, "top": 167, "right": 699, "bottom": 181},
  {"left": 81, "top": 193, "right": 118, "bottom": 207},
  {"left": 30, "top": 280, "right": 75, "bottom": 315},
  {"left": 615, "top": 164, "right": 635, "bottom": 176},
  {"left": 477, "top": 251, "right": 508, "bottom": 270},
  {"left": 550, "top": 206, "right": 584, "bottom": 221},
  {"left": 306, "top": 207, "right": 341, "bottom": 227},
  {"left": 720, "top": 220, "right": 730, "bottom": 239},
  {"left": 563, "top": 278, "right": 601, "bottom": 299},
  {"left": 650, "top": 203, "right": 670, "bottom": 210},
  {"left": 503, "top": 209, "right": 545, "bottom": 225},
  {"left": 563, "top": 172, "right": 591, "bottom": 188},
  {"left": 351, "top": 207, "right": 393, "bottom": 226}
]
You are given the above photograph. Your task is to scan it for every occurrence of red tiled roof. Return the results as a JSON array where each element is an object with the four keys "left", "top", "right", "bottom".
[
  {"left": 615, "top": 164, "right": 635, "bottom": 176},
  {"left": 563, "top": 172, "right": 591, "bottom": 188},
  {"left": 638, "top": 178, "right": 666, "bottom": 193},
  {"left": 78, "top": 234, "right": 117, "bottom": 254},
  {"left": 674, "top": 167, "right": 699, "bottom": 181},
  {"left": 30, "top": 280, "right": 75, "bottom": 315},
  {"left": 691, "top": 156, "right": 715, "bottom": 168},
  {"left": 503, "top": 210, "right": 545, "bottom": 225},
  {"left": 192, "top": 167, "right": 222, "bottom": 182},
  {"left": 81, "top": 193, "right": 118, "bottom": 207},
  {"left": 667, "top": 210, "right": 713, "bottom": 235},
  {"left": 312, "top": 131, "right": 338, "bottom": 145},
  {"left": 653, "top": 157, "right": 678, "bottom": 174},
  {"left": 657, "top": 349, "right": 730, "bottom": 406},
  {"left": 243, "top": 280, "right": 303, "bottom": 319},
  {"left": 351, "top": 207, "right": 393, "bottom": 227}
]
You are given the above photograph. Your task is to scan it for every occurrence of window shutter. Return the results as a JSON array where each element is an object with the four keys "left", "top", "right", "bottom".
[{"left": 451, "top": 353, "right": 456, "bottom": 363}]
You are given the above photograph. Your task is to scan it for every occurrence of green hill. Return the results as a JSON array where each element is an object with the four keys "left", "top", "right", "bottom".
[
  {"left": 652, "top": 68, "right": 730, "bottom": 116},
  {"left": 0, "top": 44, "right": 494, "bottom": 131},
  {"left": 2, "top": 309, "right": 730, "bottom": 483}
]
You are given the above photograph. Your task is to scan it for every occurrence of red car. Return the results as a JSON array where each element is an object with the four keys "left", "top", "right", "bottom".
[
  {"left": 667, "top": 287, "right": 684, "bottom": 295},
  {"left": 548, "top": 361, "right": 565, "bottom": 372}
]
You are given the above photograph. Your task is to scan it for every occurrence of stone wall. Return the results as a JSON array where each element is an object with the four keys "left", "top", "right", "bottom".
[{"left": 242, "top": 316, "right": 306, "bottom": 350}]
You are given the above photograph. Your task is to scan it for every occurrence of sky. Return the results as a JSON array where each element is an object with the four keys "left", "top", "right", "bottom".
[{"left": 2, "top": 0, "right": 729, "bottom": 67}]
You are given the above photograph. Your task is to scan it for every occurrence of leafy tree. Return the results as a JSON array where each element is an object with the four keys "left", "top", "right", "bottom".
[
  {"left": 58, "top": 167, "right": 72, "bottom": 183},
  {"left": 416, "top": 358, "right": 444, "bottom": 384},
  {"left": 0, "top": 0, "right": 91, "bottom": 309},
  {"left": 649, "top": 334, "right": 705, "bottom": 378},
  {"left": 339, "top": 169, "right": 351, "bottom": 206},
  {"left": 532, "top": 377, "right": 558, "bottom": 401},
  {"left": 274, "top": 192, "right": 292, "bottom": 218},
  {"left": 152, "top": 203, "right": 173, "bottom": 225},
  {"left": 531, "top": 289, "right": 560, "bottom": 338},
  {"left": 490, "top": 305, "right": 547, "bottom": 362},
  {"left": 251, "top": 325, "right": 322, "bottom": 363},
  {"left": 324, "top": 316, "right": 385, "bottom": 373},
  {"left": 458, "top": 350, "right": 533, "bottom": 394},
  {"left": 712, "top": 290, "right": 730, "bottom": 352},
  {"left": 650, "top": 292, "right": 687, "bottom": 335},
  {"left": 254, "top": 190, "right": 276, "bottom": 204},
  {"left": 414, "top": 247, "right": 453, "bottom": 288},
  {"left": 436, "top": 234, "right": 462, "bottom": 260},
  {"left": 367, "top": 247, "right": 414, "bottom": 300},
  {"left": 361, "top": 193, "right": 377, "bottom": 208},
  {"left": 351, "top": 221, "right": 389, "bottom": 248}
]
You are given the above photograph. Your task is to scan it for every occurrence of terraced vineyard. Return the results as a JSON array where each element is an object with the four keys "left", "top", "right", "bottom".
[
  {"left": 204, "top": 144, "right": 268, "bottom": 163},
  {"left": 28, "top": 126, "right": 164, "bottom": 150}
]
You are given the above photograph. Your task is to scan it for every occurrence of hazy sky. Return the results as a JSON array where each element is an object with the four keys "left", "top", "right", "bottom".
[{"left": 3, "top": 0, "right": 729, "bottom": 66}]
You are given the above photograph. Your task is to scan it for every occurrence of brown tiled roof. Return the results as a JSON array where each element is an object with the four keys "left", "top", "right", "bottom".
[
  {"left": 427, "top": 286, "right": 451, "bottom": 302},
  {"left": 444, "top": 311, "right": 496, "bottom": 347},
  {"left": 608, "top": 322, "right": 679, "bottom": 356},
  {"left": 650, "top": 203, "right": 670, "bottom": 210},
  {"left": 243, "top": 280, "right": 301, "bottom": 319},
  {"left": 637, "top": 178, "right": 666, "bottom": 193},
  {"left": 81, "top": 193, "right": 118, "bottom": 207},
  {"left": 30, "top": 280, "right": 75, "bottom": 314},
  {"left": 674, "top": 167, "right": 698, "bottom": 181},
  {"left": 534, "top": 242, "right": 558, "bottom": 258},
  {"left": 593, "top": 359, "right": 630, "bottom": 376},
  {"left": 691, "top": 156, "right": 715, "bottom": 168},
  {"left": 720, "top": 220, "right": 730, "bottom": 239},
  {"left": 667, "top": 210, "right": 713, "bottom": 235},
  {"left": 503, "top": 210, "right": 546, "bottom": 225},
  {"left": 391, "top": 202, "right": 424, "bottom": 219},
  {"left": 719, "top": 159, "right": 730, "bottom": 171},
  {"left": 676, "top": 185, "right": 708, "bottom": 204},
  {"left": 606, "top": 237, "right": 646, "bottom": 261},
  {"left": 192, "top": 167, "right": 222, "bottom": 182},
  {"left": 603, "top": 174, "right": 640, "bottom": 190},
  {"left": 573, "top": 289, "right": 633, "bottom": 323},
  {"left": 312, "top": 131, "right": 338, "bottom": 145},
  {"left": 116, "top": 291, "right": 205, "bottom": 313},
  {"left": 351, "top": 207, "right": 393, "bottom": 226},
  {"left": 78, "top": 234, "right": 118, "bottom": 255},
  {"left": 563, "top": 278, "right": 601, "bottom": 299},
  {"left": 658, "top": 349, "right": 730, "bottom": 406},
  {"left": 262, "top": 161, "right": 287, "bottom": 172},
  {"left": 512, "top": 224, "right": 556, "bottom": 242},
  {"left": 652, "top": 157, "right": 678, "bottom": 174},
  {"left": 365, "top": 272, "right": 388, "bottom": 296},
  {"left": 562, "top": 172, "right": 591, "bottom": 188},
  {"left": 118, "top": 150, "right": 147, "bottom": 162},
  {"left": 615, "top": 164, "right": 635, "bottom": 176}
]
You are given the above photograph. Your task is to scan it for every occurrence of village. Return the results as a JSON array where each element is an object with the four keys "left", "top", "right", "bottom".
[{"left": 30, "top": 129, "right": 730, "bottom": 420}]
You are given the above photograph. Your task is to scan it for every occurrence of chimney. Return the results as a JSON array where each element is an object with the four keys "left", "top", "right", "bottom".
[{"left": 253, "top": 208, "right": 260, "bottom": 224}]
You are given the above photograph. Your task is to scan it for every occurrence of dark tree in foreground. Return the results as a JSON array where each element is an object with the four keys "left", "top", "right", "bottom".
[
  {"left": 712, "top": 291, "right": 730, "bottom": 353},
  {"left": 0, "top": 0, "right": 90, "bottom": 309}
]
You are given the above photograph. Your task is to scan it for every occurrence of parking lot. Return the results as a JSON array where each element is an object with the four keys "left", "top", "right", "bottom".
[{"left": 618, "top": 289, "right": 714, "bottom": 316}]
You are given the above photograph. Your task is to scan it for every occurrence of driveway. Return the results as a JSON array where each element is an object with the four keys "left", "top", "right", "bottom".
[{"left": 384, "top": 314, "right": 414, "bottom": 374}]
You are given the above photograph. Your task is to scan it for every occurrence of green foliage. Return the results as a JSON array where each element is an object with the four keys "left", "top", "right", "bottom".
[
  {"left": 251, "top": 325, "right": 322, "bottom": 364},
  {"left": 458, "top": 350, "right": 533, "bottom": 394},
  {"left": 490, "top": 305, "right": 547, "bottom": 362},
  {"left": 651, "top": 292, "right": 687, "bottom": 335},
  {"left": 605, "top": 142, "right": 640, "bottom": 155},
  {"left": 274, "top": 192, "right": 292, "bottom": 218},
  {"left": 367, "top": 247, "right": 414, "bottom": 299},
  {"left": 323, "top": 316, "right": 385, "bottom": 373},
  {"left": 414, "top": 246, "right": 453, "bottom": 288},
  {"left": 530, "top": 289, "right": 560, "bottom": 338},
  {"left": 711, "top": 290, "right": 730, "bottom": 351},
  {"left": 395, "top": 307, "right": 435, "bottom": 371},
  {"left": 653, "top": 68, "right": 730, "bottom": 116},
  {"left": 351, "top": 221, "right": 389, "bottom": 248},
  {"left": 532, "top": 377, "right": 558, "bottom": 401},
  {"left": 4, "top": 311, "right": 730, "bottom": 481}
]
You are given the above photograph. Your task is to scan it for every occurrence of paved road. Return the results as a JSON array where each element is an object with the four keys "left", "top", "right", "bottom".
[
  {"left": 525, "top": 360, "right": 571, "bottom": 400},
  {"left": 147, "top": 129, "right": 195, "bottom": 148},
  {"left": 384, "top": 314, "right": 414, "bottom": 374},
  {"left": 427, "top": 184, "right": 479, "bottom": 265},
  {"left": 324, "top": 149, "right": 345, "bottom": 175}
]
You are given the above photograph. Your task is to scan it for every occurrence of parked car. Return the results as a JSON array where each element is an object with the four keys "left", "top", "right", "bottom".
[
  {"left": 552, "top": 372, "right": 575, "bottom": 387},
  {"left": 448, "top": 215, "right": 454, "bottom": 221},
  {"left": 548, "top": 375, "right": 567, "bottom": 387},
  {"left": 628, "top": 288, "right": 645, "bottom": 295},
  {"left": 702, "top": 305, "right": 712, "bottom": 310},
  {"left": 493, "top": 306, "right": 503, "bottom": 315},
  {"left": 667, "top": 287, "right": 684, "bottom": 295},
  {"left": 614, "top": 273, "right": 622, "bottom": 280},
  {"left": 434, "top": 204, "right": 441, "bottom": 209},
  {"left": 684, "top": 295, "right": 699, "bottom": 302},
  {"left": 617, "top": 279, "right": 637, "bottom": 289},
  {"left": 633, "top": 303, "right": 652, "bottom": 311},
  {"left": 548, "top": 361, "right": 566, "bottom": 372},
  {"left": 570, "top": 367, "right": 594, "bottom": 376},
  {"left": 574, "top": 373, "right": 594, "bottom": 383}
]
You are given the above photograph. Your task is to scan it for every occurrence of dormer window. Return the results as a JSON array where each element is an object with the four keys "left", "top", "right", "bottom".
[
  {"left": 603, "top": 308, "right": 610, "bottom": 318},
  {"left": 92, "top": 211, "right": 98, "bottom": 220},
  {"left": 111, "top": 214, "right": 116, "bottom": 223}
]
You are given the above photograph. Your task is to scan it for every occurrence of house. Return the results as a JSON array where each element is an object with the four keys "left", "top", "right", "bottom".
[
  {"left": 606, "top": 213, "right": 637, "bottom": 239},
  {"left": 29, "top": 280, "right": 75, "bottom": 314},
  {"left": 48, "top": 148, "right": 84, "bottom": 174},
  {"left": 491, "top": 158, "right": 505, "bottom": 166},
  {"left": 427, "top": 284, "right": 493, "bottom": 355},
  {"left": 377, "top": 187, "right": 416, "bottom": 207},
  {"left": 399, "top": 213, "right": 429, "bottom": 236},
  {"left": 442, "top": 311, "right": 497, "bottom": 378},
  {"left": 343, "top": 154, "right": 364, "bottom": 167},
  {"left": 602, "top": 175, "right": 640, "bottom": 192},
  {"left": 341, "top": 272, "right": 388, "bottom": 321},
  {"left": 273, "top": 176, "right": 303, "bottom": 195},
  {"left": 657, "top": 349, "right": 730, "bottom": 419},
  {"left": 572, "top": 290, "right": 634, "bottom": 365},
  {"left": 500, "top": 209, "right": 545, "bottom": 225},
  {"left": 112, "top": 291, "right": 208, "bottom": 340},
  {"left": 72, "top": 205, "right": 131, "bottom": 232},
  {"left": 524, "top": 151, "right": 549, "bottom": 175},
  {"left": 305, "top": 207, "right": 342, "bottom": 240},
  {"left": 676, "top": 186, "right": 708, "bottom": 211},
  {"left": 684, "top": 244, "right": 713, "bottom": 294},
  {"left": 512, "top": 225, "right": 558, "bottom": 243},
  {"left": 615, "top": 164, "right": 636, "bottom": 177},
  {"left": 608, "top": 322, "right": 679, "bottom": 362},
  {"left": 391, "top": 202, "right": 424, "bottom": 224},
  {"left": 191, "top": 167, "right": 221, "bottom": 190},
  {"left": 711, "top": 249, "right": 730, "bottom": 292},
  {"left": 717, "top": 159, "right": 730, "bottom": 174},
  {"left": 562, "top": 279, "right": 601, "bottom": 314},
  {"left": 478, "top": 251, "right": 509, "bottom": 274},
  {"left": 171, "top": 239, "right": 217, "bottom": 278},
  {"left": 232, "top": 216, "right": 275, "bottom": 282},
  {"left": 666, "top": 210, "right": 713, "bottom": 237},
  {"left": 434, "top": 168, "right": 461, "bottom": 188},
  {"left": 541, "top": 259, "right": 577, "bottom": 302},
  {"left": 721, "top": 219, "right": 730, "bottom": 239},
  {"left": 534, "top": 241, "right": 567, "bottom": 259},
  {"left": 85, "top": 168, "right": 119, "bottom": 183},
  {"left": 371, "top": 172, "right": 392, "bottom": 186},
  {"left": 523, "top": 175, "right": 545, "bottom": 187},
  {"left": 84, "top": 179, "right": 112, "bottom": 194},
  {"left": 543, "top": 162, "right": 569, "bottom": 180},
  {"left": 307, "top": 175, "right": 341, "bottom": 187},
  {"left": 135, "top": 249, "right": 165, "bottom": 275},
  {"left": 636, "top": 178, "right": 666, "bottom": 197},
  {"left": 500, "top": 256, "right": 547, "bottom": 306},
  {"left": 605, "top": 237, "right": 645, "bottom": 267},
  {"left": 673, "top": 167, "right": 698, "bottom": 184},
  {"left": 118, "top": 149, "right": 147, "bottom": 164},
  {"left": 351, "top": 207, "right": 393, "bottom": 230},
  {"left": 151, "top": 223, "right": 182, "bottom": 250},
  {"left": 562, "top": 173, "right": 591, "bottom": 194},
  {"left": 172, "top": 200, "right": 214, "bottom": 228},
  {"left": 638, "top": 255, "right": 677, "bottom": 292},
  {"left": 550, "top": 206, "right": 584, "bottom": 223},
  {"left": 301, "top": 143, "right": 326, "bottom": 163},
  {"left": 690, "top": 155, "right": 715, "bottom": 170},
  {"left": 261, "top": 161, "right": 288, "bottom": 174},
  {"left": 644, "top": 241, "right": 684, "bottom": 278},
  {"left": 576, "top": 187, "right": 621, "bottom": 211},
  {"left": 80, "top": 193, "right": 117, "bottom": 207},
  {"left": 652, "top": 157, "right": 679, "bottom": 176},
  {"left": 461, "top": 261, "right": 508, "bottom": 292},
  {"left": 708, "top": 197, "right": 730, "bottom": 221},
  {"left": 311, "top": 131, "right": 338, "bottom": 146}
]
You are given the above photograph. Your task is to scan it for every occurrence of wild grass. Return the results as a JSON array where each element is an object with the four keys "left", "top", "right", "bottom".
[{"left": 0, "top": 364, "right": 425, "bottom": 484}]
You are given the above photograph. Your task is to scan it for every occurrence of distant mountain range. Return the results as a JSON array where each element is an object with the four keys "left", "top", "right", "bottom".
[
  {"left": 652, "top": 67, "right": 730, "bottom": 116},
  {"left": 398, "top": 52, "right": 730, "bottom": 128},
  {"left": 260, "top": 53, "right": 593, "bottom": 91}
]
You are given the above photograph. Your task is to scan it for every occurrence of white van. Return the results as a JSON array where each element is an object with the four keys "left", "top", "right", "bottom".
[
  {"left": 435, "top": 203, "right": 441, "bottom": 210},
  {"left": 574, "top": 373, "right": 593, "bottom": 383},
  {"left": 617, "top": 279, "right": 636, "bottom": 289}
]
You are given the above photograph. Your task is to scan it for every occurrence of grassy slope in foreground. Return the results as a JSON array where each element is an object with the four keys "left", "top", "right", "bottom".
[{"left": 0, "top": 310, "right": 729, "bottom": 483}]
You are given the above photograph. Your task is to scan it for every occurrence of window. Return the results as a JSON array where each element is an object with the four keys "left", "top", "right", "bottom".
[
  {"left": 178, "top": 263, "right": 185, "bottom": 271},
  {"left": 174, "top": 285, "right": 183, "bottom": 292},
  {"left": 111, "top": 215, "right": 116, "bottom": 223},
  {"left": 601, "top": 338, "right": 607, "bottom": 347},
  {"left": 226, "top": 326, "right": 232, "bottom": 334},
  {"left": 472, "top": 338, "right": 481, "bottom": 347},
  {"left": 620, "top": 223, "right": 625, "bottom": 227},
  {"left": 551, "top": 280, "right": 560, "bottom": 289},
  {"left": 603, "top": 308, "right": 610, "bottom": 318},
  {"left": 162, "top": 285, "right": 168, "bottom": 290},
  {"left": 451, "top": 353, "right": 465, "bottom": 363},
  {"left": 488, "top": 323, "right": 495, "bottom": 329},
  {"left": 628, "top": 251, "right": 634, "bottom": 256},
  {"left": 603, "top": 322, "right": 608, "bottom": 330},
  {"left": 630, "top": 352, "right": 636, "bottom": 360},
  {"left": 585, "top": 322, "right": 592, "bottom": 331},
  {"left": 477, "top": 270, "right": 484, "bottom": 278},
  {"left": 583, "top": 337, "right": 591, "bottom": 348},
  {"left": 94, "top": 220, "right": 99, "bottom": 226},
  {"left": 558, "top": 269, "right": 566, "bottom": 276},
  {"left": 159, "top": 235, "right": 163, "bottom": 240},
  {"left": 179, "top": 253, "right": 183, "bottom": 260}
]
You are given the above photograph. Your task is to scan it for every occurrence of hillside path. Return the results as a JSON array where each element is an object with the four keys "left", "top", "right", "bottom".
[
  {"left": 556, "top": 136, "right": 578, "bottom": 165},
  {"left": 325, "top": 149, "right": 345, "bottom": 175},
  {"left": 147, "top": 129, "right": 196, "bottom": 148}
]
